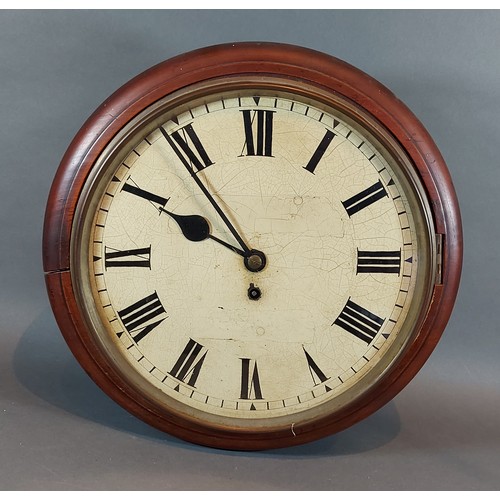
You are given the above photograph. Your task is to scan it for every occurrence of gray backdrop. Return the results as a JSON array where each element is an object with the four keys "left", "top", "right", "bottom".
[{"left": 1, "top": 10, "right": 499, "bottom": 490}]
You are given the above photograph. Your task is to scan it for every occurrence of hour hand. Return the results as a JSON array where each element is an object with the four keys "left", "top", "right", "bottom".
[
  {"left": 160, "top": 209, "right": 209, "bottom": 242},
  {"left": 159, "top": 208, "right": 245, "bottom": 256}
]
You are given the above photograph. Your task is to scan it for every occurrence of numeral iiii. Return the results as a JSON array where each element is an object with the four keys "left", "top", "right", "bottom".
[{"left": 333, "top": 299, "right": 385, "bottom": 344}]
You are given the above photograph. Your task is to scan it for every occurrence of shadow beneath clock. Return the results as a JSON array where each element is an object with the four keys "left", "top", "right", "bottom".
[
  {"left": 13, "top": 308, "right": 401, "bottom": 456},
  {"left": 13, "top": 308, "right": 180, "bottom": 442},
  {"left": 264, "top": 402, "right": 401, "bottom": 457}
]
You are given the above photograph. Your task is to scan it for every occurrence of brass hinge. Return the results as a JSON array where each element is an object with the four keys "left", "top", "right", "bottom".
[{"left": 435, "top": 234, "right": 444, "bottom": 285}]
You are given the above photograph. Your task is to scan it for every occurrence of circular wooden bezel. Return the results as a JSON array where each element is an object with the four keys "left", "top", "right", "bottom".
[{"left": 43, "top": 42, "right": 462, "bottom": 450}]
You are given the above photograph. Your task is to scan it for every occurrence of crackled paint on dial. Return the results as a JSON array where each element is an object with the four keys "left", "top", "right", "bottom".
[{"left": 89, "top": 92, "right": 419, "bottom": 419}]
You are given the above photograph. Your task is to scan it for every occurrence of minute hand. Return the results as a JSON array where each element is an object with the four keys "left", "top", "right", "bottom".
[{"left": 160, "top": 126, "right": 252, "bottom": 257}]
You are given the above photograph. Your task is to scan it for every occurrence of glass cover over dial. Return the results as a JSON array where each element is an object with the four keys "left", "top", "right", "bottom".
[{"left": 74, "top": 87, "right": 434, "bottom": 428}]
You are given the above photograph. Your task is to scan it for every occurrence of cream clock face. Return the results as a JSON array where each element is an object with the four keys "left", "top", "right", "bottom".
[{"left": 75, "top": 88, "right": 434, "bottom": 425}]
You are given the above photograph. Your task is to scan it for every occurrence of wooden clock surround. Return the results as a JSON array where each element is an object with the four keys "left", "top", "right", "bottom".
[{"left": 43, "top": 42, "right": 462, "bottom": 450}]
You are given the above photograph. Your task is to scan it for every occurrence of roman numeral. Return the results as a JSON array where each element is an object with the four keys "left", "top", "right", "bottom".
[
  {"left": 240, "top": 358, "right": 263, "bottom": 400},
  {"left": 303, "top": 348, "right": 329, "bottom": 385},
  {"left": 117, "top": 291, "right": 166, "bottom": 343},
  {"left": 333, "top": 299, "right": 385, "bottom": 344},
  {"left": 341, "top": 179, "right": 388, "bottom": 217},
  {"left": 240, "top": 109, "right": 275, "bottom": 157},
  {"left": 121, "top": 182, "right": 169, "bottom": 208},
  {"left": 169, "top": 339, "right": 207, "bottom": 388},
  {"left": 303, "top": 129, "right": 336, "bottom": 174},
  {"left": 160, "top": 123, "right": 214, "bottom": 172},
  {"left": 356, "top": 249, "right": 401, "bottom": 274},
  {"left": 104, "top": 245, "right": 151, "bottom": 269}
]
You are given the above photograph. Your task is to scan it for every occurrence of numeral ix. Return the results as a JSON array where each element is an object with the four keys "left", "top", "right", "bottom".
[{"left": 104, "top": 245, "right": 151, "bottom": 269}]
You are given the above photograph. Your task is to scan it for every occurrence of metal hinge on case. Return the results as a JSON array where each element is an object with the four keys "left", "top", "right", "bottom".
[{"left": 435, "top": 234, "right": 444, "bottom": 285}]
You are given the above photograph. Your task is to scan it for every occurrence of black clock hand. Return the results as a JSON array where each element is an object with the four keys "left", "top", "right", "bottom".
[
  {"left": 160, "top": 126, "right": 252, "bottom": 257},
  {"left": 159, "top": 208, "right": 246, "bottom": 257}
]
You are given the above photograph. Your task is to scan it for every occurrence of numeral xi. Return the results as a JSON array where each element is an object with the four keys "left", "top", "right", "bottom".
[{"left": 161, "top": 124, "right": 213, "bottom": 172}]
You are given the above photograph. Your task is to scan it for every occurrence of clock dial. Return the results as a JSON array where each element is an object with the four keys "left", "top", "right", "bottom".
[{"left": 75, "top": 88, "right": 434, "bottom": 424}]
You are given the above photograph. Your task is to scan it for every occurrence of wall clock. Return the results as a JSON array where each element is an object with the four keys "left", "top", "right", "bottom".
[{"left": 43, "top": 42, "right": 462, "bottom": 450}]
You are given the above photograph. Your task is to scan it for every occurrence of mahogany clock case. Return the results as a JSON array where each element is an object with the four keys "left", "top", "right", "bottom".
[
  {"left": 3, "top": 8, "right": 499, "bottom": 490},
  {"left": 42, "top": 42, "right": 462, "bottom": 450}
]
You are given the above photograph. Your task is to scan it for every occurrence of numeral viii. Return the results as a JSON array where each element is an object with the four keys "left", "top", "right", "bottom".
[{"left": 117, "top": 291, "right": 166, "bottom": 343}]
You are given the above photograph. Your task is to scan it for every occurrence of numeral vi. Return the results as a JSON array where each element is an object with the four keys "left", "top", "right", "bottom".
[{"left": 240, "top": 358, "right": 263, "bottom": 400}]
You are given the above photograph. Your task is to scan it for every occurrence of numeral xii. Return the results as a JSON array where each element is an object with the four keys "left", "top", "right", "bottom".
[{"left": 240, "top": 109, "right": 275, "bottom": 157}]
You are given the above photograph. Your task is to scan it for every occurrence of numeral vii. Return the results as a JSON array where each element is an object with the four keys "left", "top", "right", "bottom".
[
  {"left": 240, "top": 109, "right": 275, "bottom": 157},
  {"left": 333, "top": 299, "right": 385, "bottom": 344},
  {"left": 169, "top": 339, "right": 207, "bottom": 388},
  {"left": 117, "top": 291, "right": 166, "bottom": 343}
]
